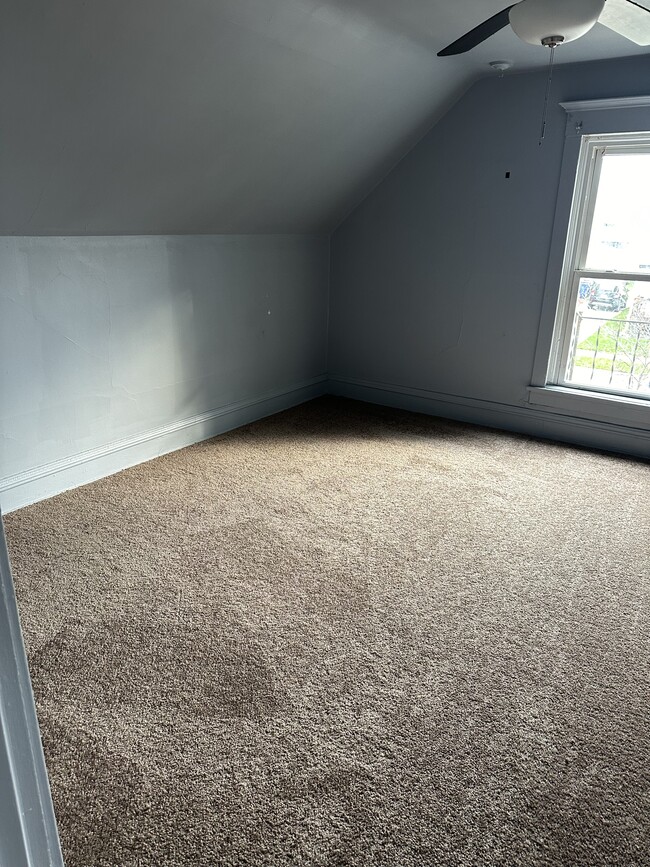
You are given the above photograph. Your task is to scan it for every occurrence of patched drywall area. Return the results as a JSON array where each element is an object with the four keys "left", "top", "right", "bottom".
[{"left": 0, "top": 235, "right": 329, "bottom": 492}]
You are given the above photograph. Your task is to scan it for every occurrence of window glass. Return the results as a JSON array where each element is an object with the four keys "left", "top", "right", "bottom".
[
  {"left": 564, "top": 278, "right": 650, "bottom": 395},
  {"left": 584, "top": 152, "right": 650, "bottom": 273}
]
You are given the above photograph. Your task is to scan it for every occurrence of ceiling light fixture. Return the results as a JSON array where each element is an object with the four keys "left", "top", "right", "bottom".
[
  {"left": 437, "top": 0, "right": 650, "bottom": 57},
  {"left": 440, "top": 0, "right": 650, "bottom": 145},
  {"left": 489, "top": 60, "right": 514, "bottom": 74},
  {"left": 509, "top": 0, "right": 604, "bottom": 46}
]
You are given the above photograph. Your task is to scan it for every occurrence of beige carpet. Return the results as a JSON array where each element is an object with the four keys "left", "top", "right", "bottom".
[{"left": 5, "top": 396, "right": 650, "bottom": 867}]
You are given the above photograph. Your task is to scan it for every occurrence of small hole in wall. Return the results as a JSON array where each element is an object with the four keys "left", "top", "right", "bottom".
[{"left": 505, "top": 171, "right": 511, "bottom": 179}]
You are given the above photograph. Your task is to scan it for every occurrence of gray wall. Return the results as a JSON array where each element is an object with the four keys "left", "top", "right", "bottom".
[
  {"left": 328, "top": 54, "right": 650, "bottom": 449},
  {"left": 0, "top": 235, "right": 328, "bottom": 483}
]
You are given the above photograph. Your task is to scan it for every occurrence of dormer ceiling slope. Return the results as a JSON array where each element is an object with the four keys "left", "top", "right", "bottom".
[{"left": 1, "top": 0, "right": 647, "bottom": 235}]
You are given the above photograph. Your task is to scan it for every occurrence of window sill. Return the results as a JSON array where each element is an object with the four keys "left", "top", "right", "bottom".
[{"left": 527, "top": 385, "right": 650, "bottom": 429}]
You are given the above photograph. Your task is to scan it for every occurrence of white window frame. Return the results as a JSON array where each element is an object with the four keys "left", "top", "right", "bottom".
[
  {"left": 528, "top": 95, "right": 650, "bottom": 428},
  {"left": 547, "top": 132, "right": 650, "bottom": 398}
]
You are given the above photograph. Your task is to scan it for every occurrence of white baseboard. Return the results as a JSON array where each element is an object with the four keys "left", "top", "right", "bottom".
[
  {"left": 0, "top": 377, "right": 327, "bottom": 513},
  {"left": 3, "top": 373, "right": 646, "bottom": 513},
  {"left": 328, "top": 376, "right": 650, "bottom": 460}
]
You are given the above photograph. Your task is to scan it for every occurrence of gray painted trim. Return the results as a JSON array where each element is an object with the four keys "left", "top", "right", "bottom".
[
  {"left": 329, "top": 377, "right": 650, "bottom": 459},
  {"left": 560, "top": 95, "right": 650, "bottom": 113},
  {"left": 1, "top": 376, "right": 327, "bottom": 513},
  {"left": 528, "top": 385, "right": 650, "bottom": 426},
  {"left": 0, "top": 515, "right": 64, "bottom": 867}
]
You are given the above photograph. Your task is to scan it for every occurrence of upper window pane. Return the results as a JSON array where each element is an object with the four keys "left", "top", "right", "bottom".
[{"left": 584, "top": 152, "right": 650, "bottom": 273}]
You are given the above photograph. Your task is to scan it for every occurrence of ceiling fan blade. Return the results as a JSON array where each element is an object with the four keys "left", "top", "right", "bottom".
[
  {"left": 599, "top": 0, "right": 650, "bottom": 44},
  {"left": 437, "top": 5, "right": 515, "bottom": 56}
]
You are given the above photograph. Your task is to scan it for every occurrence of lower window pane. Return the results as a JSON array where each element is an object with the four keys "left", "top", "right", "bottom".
[{"left": 565, "top": 279, "right": 650, "bottom": 396}]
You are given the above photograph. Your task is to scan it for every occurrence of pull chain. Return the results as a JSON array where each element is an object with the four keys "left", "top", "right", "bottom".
[{"left": 539, "top": 36, "right": 563, "bottom": 146}]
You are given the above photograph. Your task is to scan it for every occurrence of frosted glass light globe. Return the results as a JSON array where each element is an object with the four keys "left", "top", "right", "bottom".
[{"left": 509, "top": 0, "right": 606, "bottom": 45}]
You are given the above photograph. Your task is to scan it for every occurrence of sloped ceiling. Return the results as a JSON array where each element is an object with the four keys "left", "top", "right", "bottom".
[{"left": 2, "top": 0, "right": 648, "bottom": 235}]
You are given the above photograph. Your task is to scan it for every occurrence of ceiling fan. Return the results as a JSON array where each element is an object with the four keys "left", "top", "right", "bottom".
[{"left": 438, "top": 0, "right": 650, "bottom": 56}]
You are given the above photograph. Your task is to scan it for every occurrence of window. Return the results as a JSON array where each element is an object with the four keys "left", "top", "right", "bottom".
[{"left": 547, "top": 133, "right": 650, "bottom": 400}]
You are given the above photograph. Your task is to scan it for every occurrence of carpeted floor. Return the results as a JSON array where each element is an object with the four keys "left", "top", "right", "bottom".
[{"left": 5, "top": 396, "right": 650, "bottom": 867}]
